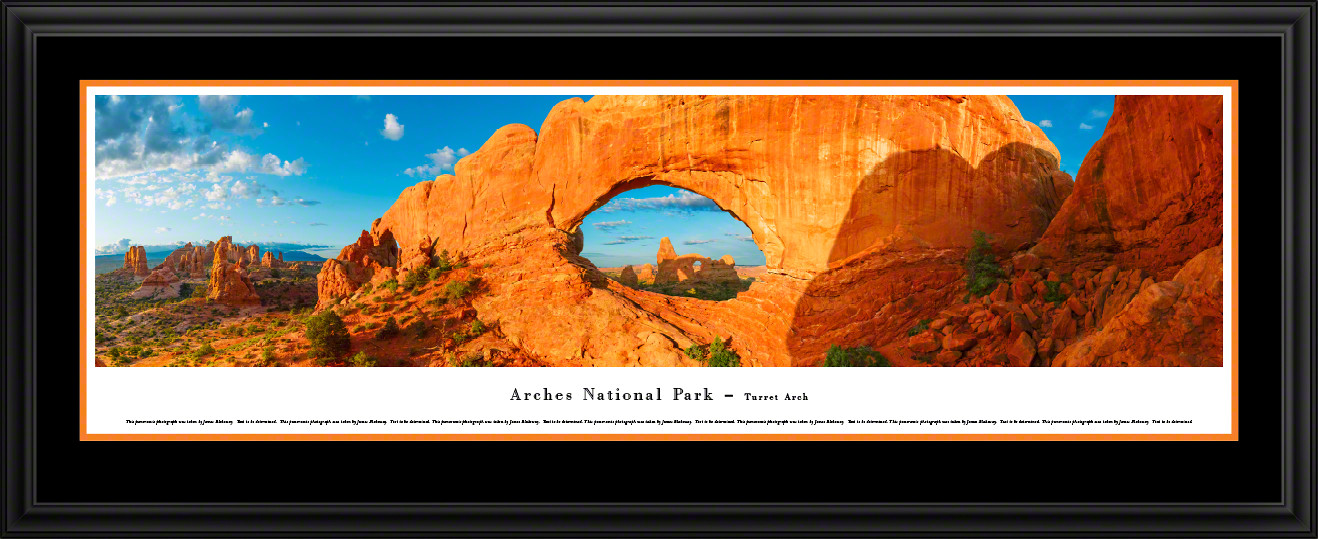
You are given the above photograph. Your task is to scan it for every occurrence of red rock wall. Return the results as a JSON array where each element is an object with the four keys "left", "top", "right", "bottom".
[{"left": 1033, "top": 95, "right": 1224, "bottom": 280}]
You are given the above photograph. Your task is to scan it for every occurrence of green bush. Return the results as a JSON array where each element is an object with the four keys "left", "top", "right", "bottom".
[
  {"left": 349, "top": 351, "right": 378, "bottom": 367},
  {"left": 377, "top": 316, "right": 400, "bottom": 340},
  {"left": 259, "top": 346, "right": 277, "bottom": 367},
  {"left": 965, "top": 230, "right": 1006, "bottom": 298},
  {"left": 906, "top": 318, "right": 931, "bottom": 337},
  {"left": 434, "top": 250, "right": 454, "bottom": 273},
  {"left": 304, "top": 310, "right": 351, "bottom": 360},
  {"left": 823, "top": 345, "right": 891, "bottom": 367},
  {"left": 193, "top": 342, "right": 216, "bottom": 359},
  {"left": 684, "top": 337, "right": 741, "bottom": 367},
  {"left": 410, "top": 320, "right": 429, "bottom": 339},
  {"left": 1041, "top": 281, "right": 1067, "bottom": 304},
  {"left": 270, "top": 268, "right": 282, "bottom": 278},
  {"left": 427, "top": 266, "right": 446, "bottom": 281},
  {"left": 403, "top": 268, "right": 429, "bottom": 290},
  {"left": 191, "top": 284, "right": 208, "bottom": 298},
  {"left": 358, "top": 282, "right": 374, "bottom": 294},
  {"left": 705, "top": 337, "right": 740, "bottom": 367},
  {"left": 380, "top": 280, "right": 399, "bottom": 294},
  {"left": 444, "top": 280, "right": 472, "bottom": 301},
  {"left": 469, "top": 319, "right": 486, "bottom": 336}
]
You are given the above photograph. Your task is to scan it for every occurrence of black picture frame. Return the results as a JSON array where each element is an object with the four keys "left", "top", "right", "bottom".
[{"left": 3, "top": 2, "right": 1312, "bottom": 536}]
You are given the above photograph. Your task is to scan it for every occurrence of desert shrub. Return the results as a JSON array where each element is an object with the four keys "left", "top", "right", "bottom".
[
  {"left": 444, "top": 280, "right": 472, "bottom": 301},
  {"left": 377, "top": 316, "right": 400, "bottom": 340},
  {"left": 361, "top": 305, "right": 375, "bottom": 315},
  {"left": 1042, "top": 281, "right": 1067, "bottom": 304},
  {"left": 964, "top": 230, "right": 1006, "bottom": 298},
  {"left": 705, "top": 337, "right": 740, "bottom": 367},
  {"left": 427, "top": 266, "right": 446, "bottom": 281},
  {"left": 364, "top": 321, "right": 380, "bottom": 330},
  {"left": 823, "top": 345, "right": 891, "bottom": 367},
  {"left": 304, "top": 310, "right": 351, "bottom": 360},
  {"left": 451, "top": 332, "right": 469, "bottom": 345},
  {"left": 193, "top": 342, "right": 216, "bottom": 359},
  {"left": 685, "top": 337, "right": 740, "bottom": 367},
  {"left": 358, "top": 282, "right": 374, "bottom": 295},
  {"left": 349, "top": 351, "right": 378, "bottom": 367},
  {"left": 912, "top": 353, "right": 934, "bottom": 364},
  {"left": 410, "top": 320, "right": 429, "bottom": 339},
  {"left": 907, "top": 319, "right": 932, "bottom": 337},
  {"left": 259, "top": 346, "right": 277, "bottom": 366},
  {"left": 456, "top": 354, "right": 489, "bottom": 367},
  {"left": 434, "top": 250, "right": 454, "bottom": 273},
  {"left": 470, "top": 319, "right": 486, "bottom": 336},
  {"left": 380, "top": 280, "right": 399, "bottom": 294},
  {"left": 191, "top": 284, "right": 208, "bottom": 298},
  {"left": 403, "top": 268, "right": 429, "bottom": 290},
  {"left": 270, "top": 268, "right": 282, "bottom": 278}
]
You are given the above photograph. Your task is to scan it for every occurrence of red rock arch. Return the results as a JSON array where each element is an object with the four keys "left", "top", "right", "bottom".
[{"left": 331, "top": 95, "right": 1070, "bottom": 366}]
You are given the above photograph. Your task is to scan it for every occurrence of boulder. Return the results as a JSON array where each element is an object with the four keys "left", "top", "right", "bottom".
[
  {"left": 909, "top": 331, "right": 942, "bottom": 354},
  {"left": 1052, "top": 246, "right": 1222, "bottom": 367},
  {"left": 1007, "top": 332, "right": 1036, "bottom": 366},
  {"left": 942, "top": 333, "right": 977, "bottom": 352},
  {"left": 618, "top": 265, "right": 639, "bottom": 287}
]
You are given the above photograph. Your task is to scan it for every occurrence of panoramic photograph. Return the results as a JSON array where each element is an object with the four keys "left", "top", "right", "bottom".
[{"left": 91, "top": 91, "right": 1225, "bottom": 368}]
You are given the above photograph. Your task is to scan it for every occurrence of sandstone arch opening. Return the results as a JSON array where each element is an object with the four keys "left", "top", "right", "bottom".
[{"left": 576, "top": 185, "right": 765, "bottom": 302}]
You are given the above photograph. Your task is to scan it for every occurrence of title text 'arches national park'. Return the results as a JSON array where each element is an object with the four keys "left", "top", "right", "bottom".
[{"left": 93, "top": 93, "right": 1226, "bottom": 368}]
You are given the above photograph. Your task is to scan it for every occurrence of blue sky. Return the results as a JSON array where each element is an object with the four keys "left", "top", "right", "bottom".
[
  {"left": 93, "top": 93, "right": 1111, "bottom": 265},
  {"left": 1007, "top": 94, "right": 1115, "bottom": 176}
]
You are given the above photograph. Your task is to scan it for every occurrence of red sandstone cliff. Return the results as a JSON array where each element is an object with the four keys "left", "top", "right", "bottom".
[{"left": 1032, "top": 95, "right": 1224, "bottom": 280}]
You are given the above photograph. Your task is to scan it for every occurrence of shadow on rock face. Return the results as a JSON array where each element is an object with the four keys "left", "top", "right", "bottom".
[{"left": 790, "top": 142, "right": 1071, "bottom": 366}]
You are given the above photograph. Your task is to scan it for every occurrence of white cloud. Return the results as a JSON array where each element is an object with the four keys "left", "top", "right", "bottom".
[
  {"left": 601, "top": 191, "right": 721, "bottom": 213},
  {"left": 154, "top": 227, "right": 172, "bottom": 233},
  {"left": 230, "top": 179, "right": 265, "bottom": 199},
  {"left": 683, "top": 239, "right": 716, "bottom": 245},
  {"left": 602, "top": 235, "right": 654, "bottom": 246},
  {"left": 1079, "top": 123, "right": 1094, "bottom": 130},
  {"left": 204, "top": 183, "right": 228, "bottom": 202},
  {"left": 593, "top": 220, "right": 631, "bottom": 230},
  {"left": 96, "top": 238, "right": 133, "bottom": 255},
  {"left": 403, "top": 146, "right": 468, "bottom": 177},
  {"left": 198, "top": 95, "right": 260, "bottom": 134},
  {"left": 1090, "top": 109, "right": 1108, "bottom": 118},
  {"left": 105, "top": 193, "right": 117, "bottom": 207},
  {"left": 1039, "top": 119, "right": 1053, "bottom": 127},
  {"left": 263, "top": 122, "right": 269, "bottom": 128},
  {"left": 380, "top": 113, "right": 404, "bottom": 140}
]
